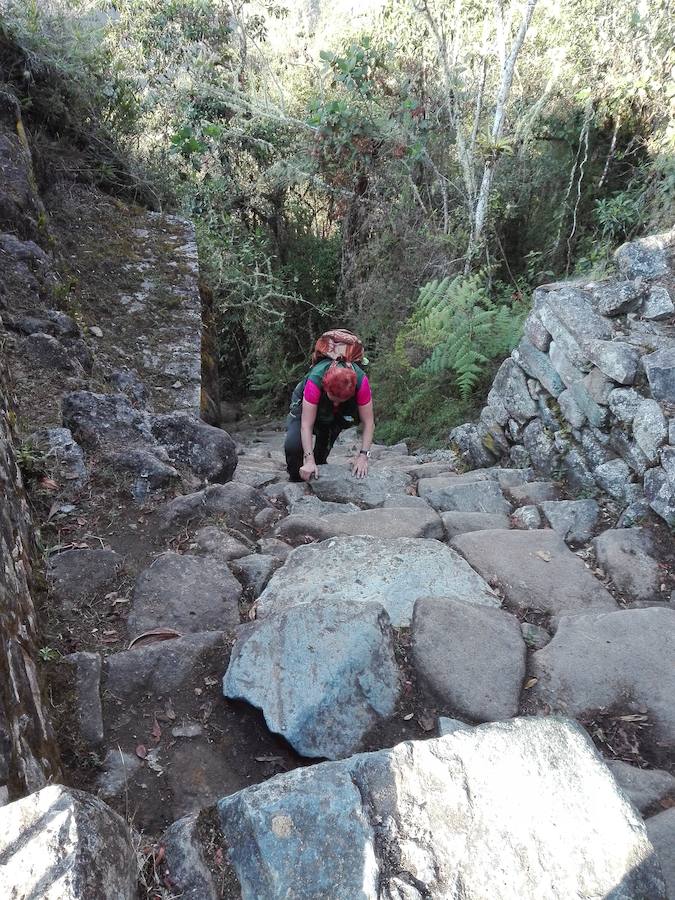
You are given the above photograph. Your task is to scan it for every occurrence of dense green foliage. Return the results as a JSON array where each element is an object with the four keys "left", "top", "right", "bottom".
[{"left": 2, "top": 0, "right": 673, "bottom": 443}]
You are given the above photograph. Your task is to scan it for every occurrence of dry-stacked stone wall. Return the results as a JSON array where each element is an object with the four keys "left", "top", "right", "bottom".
[
  {"left": 451, "top": 229, "right": 675, "bottom": 525},
  {"left": 0, "top": 337, "right": 61, "bottom": 802}
]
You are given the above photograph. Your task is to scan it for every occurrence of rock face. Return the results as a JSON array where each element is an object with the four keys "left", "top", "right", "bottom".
[
  {"left": 217, "top": 718, "right": 666, "bottom": 900},
  {"left": 412, "top": 597, "right": 526, "bottom": 721},
  {"left": 531, "top": 608, "right": 675, "bottom": 746},
  {"left": 223, "top": 600, "right": 400, "bottom": 759},
  {"left": 452, "top": 529, "right": 617, "bottom": 624},
  {"left": 256, "top": 536, "right": 499, "bottom": 626},
  {"left": 0, "top": 356, "right": 61, "bottom": 800},
  {"left": 0, "top": 785, "right": 137, "bottom": 899}
]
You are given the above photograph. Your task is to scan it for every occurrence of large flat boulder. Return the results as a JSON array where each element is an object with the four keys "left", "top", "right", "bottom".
[
  {"left": 309, "top": 463, "right": 411, "bottom": 507},
  {"left": 412, "top": 597, "right": 526, "bottom": 721},
  {"left": 0, "top": 785, "right": 137, "bottom": 899},
  {"left": 128, "top": 551, "right": 242, "bottom": 636},
  {"left": 451, "top": 529, "right": 618, "bottom": 624},
  {"left": 216, "top": 717, "right": 666, "bottom": 899},
  {"left": 441, "top": 510, "right": 512, "bottom": 538},
  {"left": 318, "top": 506, "right": 444, "bottom": 540},
  {"left": 223, "top": 600, "right": 399, "bottom": 759},
  {"left": 593, "top": 528, "right": 662, "bottom": 603},
  {"left": 530, "top": 608, "right": 675, "bottom": 746},
  {"left": 256, "top": 536, "right": 499, "bottom": 626},
  {"left": 418, "top": 476, "right": 512, "bottom": 514}
]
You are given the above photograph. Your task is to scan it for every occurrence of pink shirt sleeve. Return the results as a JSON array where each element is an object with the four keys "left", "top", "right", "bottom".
[
  {"left": 356, "top": 375, "right": 371, "bottom": 406},
  {"left": 303, "top": 380, "right": 321, "bottom": 404}
]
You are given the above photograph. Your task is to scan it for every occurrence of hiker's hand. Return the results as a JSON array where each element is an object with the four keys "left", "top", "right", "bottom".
[
  {"left": 300, "top": 461, "right": 319, "bottom": 482},
  {"left": 351, "top": 455, "right": 368, "bottom": 479}
]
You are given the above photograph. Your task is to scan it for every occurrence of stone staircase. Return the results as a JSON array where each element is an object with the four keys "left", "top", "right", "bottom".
[{"left": 1, "top": 208, "right": 674, "bottom": 896}]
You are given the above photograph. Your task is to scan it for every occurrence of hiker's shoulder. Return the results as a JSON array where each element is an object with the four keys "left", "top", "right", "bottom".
[{"left": 306, "top": 359, "right": 331, "bottom": 385}]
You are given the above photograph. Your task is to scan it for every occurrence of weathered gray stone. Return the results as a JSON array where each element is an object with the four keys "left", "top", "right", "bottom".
[
  {"left": 644, "top": 348, "right": 675, "bottom": 403},
  {"left": 308, "top": 463, "right": 412, "bottom": 507},
  {"left": 62, "top": 390, "right": 154, "bottom": 448},
  {"left": 549, "top": 340, "right": 585, "bottom": 386},
  {"left": 451, "top": 529, "right": 617, "bottom": 624},
  {"left": 105, "top": 631, "right": 225, "bottom": 698},
  {"left": 512, "top": 339, "right": 564, "bottom": 397},
  {"left": 492, "top": 466, "right": 536, "bottom": 487},
  {"left": 607, "top": 760, "right": 675, "bottom": 814},
  {"left": 615, "top": 228, "right": 674, "bottom": 279},
  {"left": 441, "top": 511, "right": 511, "bottom": 538},
  {"left": 161, "top": 813, "right": 221, "bottom": 900},
  {"left": 217, "top": 717, "right": 666, "bottom": 900},
  {"left": 580, "top": 428, "right": 614, "bottom": 468},
  {"left": 522, "top": 419, "right": 558, "bottom": 476},
  {"left": 521, "top": 622, "right": 552, "bottom": 650},
  {"left": 583, "top": 367, "right": 614, "bottom": 405},
  {"left": 256, "top": 537, "right": 293, "bottom": 561},
  {"left": 539, "top": 287, "right": 614, "bottom": 346},
  {"left": 594, "top": 458, "right": 633, "bottom": 500},
  {"left": 252, "top": 506, "right": 284, "bottom": 531},
  {"left": 405, "top": 461, "right": 457, "bottom": 479},
  {"left": 96, "top": 749, "right": 142, "bottom": 800},
  {"left": 608, "top": 387, "right": 642, "bottom": 423},
  {"left": 150, "top": 412, "right": 237, "bottom": 483},
  {"left": 318, "top": 506, "right": 444, "bottom": 540},
  {"left": 412, "top": 597, "right": 526, "bottom": 721},
  {"left": 418, "top": 476, "right": 512, "bottom": 514},
  {"left": 48, "top": 549, "right": 122, "bottom": 606},
  {"left": 561, "top": 447, "right": 597, "bottom": 494},
  {"left": 223, "top": 600, "right": 399, "bottom": 758},
  {"left": 30, "top": 426, "right": 87, "bottom": 490},
  {"left": 105, "top": 448, "right": 179, "bottom": 489},
  {"left": 510, "top": 505, "right": 542, "bottom": 529},
  {"left": 569, "top": 380, "right": 608, "bottom": 427},
  {"left": 540, "top": 499, "right": 599, "bottom": 544},
  {"left": 487, "top": 359, "right": 537, "bottom": 423},
  {"left": 230, "top": 554, "right": 281, "bottom": 596},
  {"left": 591, "top": 279, "right": 642, "bottom": 316},
  {"left": 532, "top": 608, "right": 675, "bottom": 745},
  {"left": 274, "top": 513, "right": 332, "bottom": 544},
  {"left": 646, "top": 809, "right": 675, "bottom": 900},
  {"left": 608, "top": 426, "right": 650, "bottom": 476},
  {"left": 382, "top": 494, "right": 433, "bottom": 509},
  {"left": 157, "top": 482, "right": 269, "bottom": 530},
  {"left": 508, "top": 481, "right": 559, "bottom": 505},
  {"left": 558, "top": 387, "right": 586, "bottom": 427},
  {"left": 634, "top": 399, "right": 668, "bottom": 463},
  {"left": 62, "top": 652, "right": 103, "bottom": 748},
  {"left": 642, "top": 284, "right": 674, "bottom": 320},
  {"left": 256, "top": 536, "right": 499, "bottom": 626},
  {"left": 448, "top": 422, "right": 498, "bottom": 468},
  {"left": 584, "top": 339, "right": 640, "bottom": 385},
  {"left": 190, "top": 525, "right": 251, "bottom": 560},
  {"left": 644, "top": 465, "right": 675, "bottom": 525},
  {"left": 617, "top": 498, "right": 652, "bottom": 528},
  {"left": 523, "top": 310, "right": 551, "bottom": 351},
  {"left": 129, "top": 552, "right": 241, "bottom": 636},
  {"left": 107, "top": 368, "right": 146, "bottom": 403},
  {"left": 438, "top": 716, "right": 472, "bottom": 735},
  {"left": 593, "top": 528, "right": 662, "bottom": 602},
  {"left": 290, "top": 495, "right": 359, "bottom": 517},
  {"left": 0, "top": 785, "right": 137, "bottom": 899}
]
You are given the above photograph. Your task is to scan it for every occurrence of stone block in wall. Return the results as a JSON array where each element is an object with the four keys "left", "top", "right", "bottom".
[
  {"left": 594, "top": 459, "right": 633, "bottom": 501},
  {"left": 522, "top": 420, "right": 558, "bottom": 476},
  {"left": 608, "top": 427, "right": 650, "bottom": 477},
  {"left": 644, "top": 465, "right": 675, "bottom": 525},
  {"left": 561, "top": 448, "right": 597, "bottom": 494},
  {"left": 642, "top": 284, "right": 674, "bottom": 320},
  {"left": 608, "top": 388, "right": 642, "bottom": 424},
  {"left": 511, "top": 339, "right": 564, "bottom": 397},
  {"left": 644, "top": 348, "right": 675, "bottom": 403},
  {"left": 487, "top": 359, "right": 537, "bottom": 424},
  {"left": 580, "top": 428, "right": 614, "bottom": 469},
  {"left": 549, "top": 341, "right": 585, "bottom": 388},
  {"left": 569, "top": 382, "right": 608, "bottom": 428},
  {"left": 558, "top": 389, "right": 586, "bottom": 428},
  {"left": 523, "top": 310, "right": 551, "bottom": 352},
  {"left": 449, "top": 423, "right": 499, "bottom": 468},
  {"left": 615, "top": 228, "right": 674, "bottom": 280},
  {"left": 536, "top": 303, "right": 592, "bottom": 370},
  {"left": 590, "top": 279, "right": 643, "bottom": 316},
  {"left": 582, "top": 368, "right": 613, "bottom": 405},
  {"left": 633, "top": 399, "right": 667, "bottom": 464},
  {"left": 584, "top": 339, "right": 640, "bottom": 385}
]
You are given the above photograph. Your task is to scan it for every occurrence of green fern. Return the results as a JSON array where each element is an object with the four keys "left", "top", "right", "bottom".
[{"left": 410, "top": 274, "right": 525, "bottom": 398}]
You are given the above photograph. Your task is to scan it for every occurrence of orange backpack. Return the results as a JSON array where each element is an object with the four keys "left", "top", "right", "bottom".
[{"left": 311, "top": 329, "right": 365, "bottom": 366}]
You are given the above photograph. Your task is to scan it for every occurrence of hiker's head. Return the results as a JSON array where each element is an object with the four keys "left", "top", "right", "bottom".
[{"left": 323, "top": 362, "right": 357, "bottom": 402}]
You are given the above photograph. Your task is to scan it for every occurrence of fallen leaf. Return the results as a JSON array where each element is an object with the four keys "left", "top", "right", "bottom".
[
  {"left": 535, "top": 550, "right": 552, "bottom": 562},
  {"left": 150, "top": 718, "right": 162, "bottom": 744},
  {"left": 40, "top": 477, "right": 59, "bottom": 491},
  {"left": 164, "top": 699, "right": 176, "bottom": 721},
  {"left": 403, "top": 712, "right": 414, "bottom": 721},
  {"left": 135, "top": 743, "right": 147, "bottom": 759},
  {"left": 524, "top": 677, "right": 538, "bottom": 689},
  {"left": 76, "top": 517, "right": 87, "bottom": 526},
  {"left": 660, "top": 796, "right": 675, "bottom": 809},
  {"left": 617, "top": 714, "right": 648, "bottom": 723},
  {"left": 128, "top": 628, "right": 182, "bottom": 650}
]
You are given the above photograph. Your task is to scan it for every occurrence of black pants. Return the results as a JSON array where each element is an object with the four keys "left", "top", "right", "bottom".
[{"left": 284, "top": 413, "right": 342, "bottom": 481}]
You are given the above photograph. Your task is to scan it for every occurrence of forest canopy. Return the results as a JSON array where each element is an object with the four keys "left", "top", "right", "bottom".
[{"left": 2, "top": 0, "right": 674, "bottom": 443}]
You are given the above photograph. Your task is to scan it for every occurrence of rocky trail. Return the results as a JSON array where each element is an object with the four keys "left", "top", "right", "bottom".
[{"left": 1, "top": 165, "right": 675, "bottom": 895}]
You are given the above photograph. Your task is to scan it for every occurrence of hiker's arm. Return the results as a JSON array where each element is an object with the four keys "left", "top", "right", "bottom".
[
  {"left": 352, "top": 401, "right": 374, "bottom": 479},
  {"left": 299, "top": 399, "right": 319, "bottom": 481}
]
